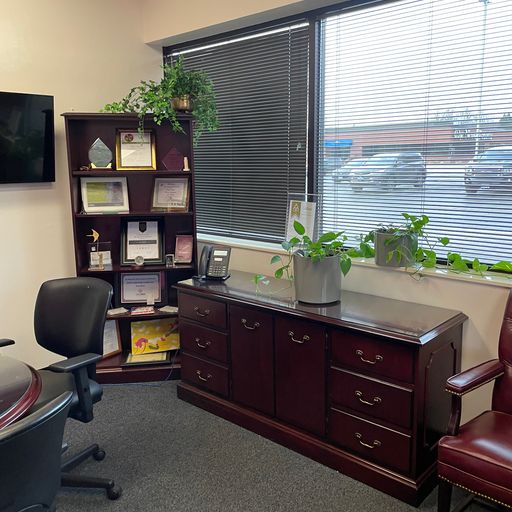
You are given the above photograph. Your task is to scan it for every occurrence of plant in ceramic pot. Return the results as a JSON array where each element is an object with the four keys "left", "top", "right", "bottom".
[
  {"left": 270, "top": 220, "right": 351, "bottom": 304},
  {"left": 102, "top": 56, "right": 218, "bottom": 145}
]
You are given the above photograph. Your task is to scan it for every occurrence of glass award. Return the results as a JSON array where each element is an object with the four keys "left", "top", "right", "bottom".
[{"left": 88, "top": 138, "right": 113, "bottom": 169}]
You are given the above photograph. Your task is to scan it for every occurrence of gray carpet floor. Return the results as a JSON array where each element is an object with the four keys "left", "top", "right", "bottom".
[{"left": 56, "top": 380, "right": 486, "bottom": 512}]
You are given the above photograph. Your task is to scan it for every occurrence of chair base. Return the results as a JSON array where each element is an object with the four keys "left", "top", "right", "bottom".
[
  {"left": 61, "top": 443, "right": 122, "bottom": 500},
  {"left": 438, "top": 479, "right": 511, "bottom": 512}
]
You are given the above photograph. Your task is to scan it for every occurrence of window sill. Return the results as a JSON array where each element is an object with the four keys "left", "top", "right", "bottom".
[{"left": 198, "top": 234, "right": 512, "bottom": 289}]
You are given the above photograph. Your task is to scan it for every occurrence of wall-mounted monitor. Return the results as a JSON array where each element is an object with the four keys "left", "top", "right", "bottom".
[{"left": 0, "top": 91, "right": 55, "bottom": 183}]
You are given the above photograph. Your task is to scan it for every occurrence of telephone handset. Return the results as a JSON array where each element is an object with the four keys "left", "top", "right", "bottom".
[{"left": 197, "top": 244, "right": 231, "bottom": 280}]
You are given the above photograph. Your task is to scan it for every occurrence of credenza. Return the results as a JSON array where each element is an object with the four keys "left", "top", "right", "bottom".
[{"left": 175, "top": 270, "right": 467, "bottom": 505}]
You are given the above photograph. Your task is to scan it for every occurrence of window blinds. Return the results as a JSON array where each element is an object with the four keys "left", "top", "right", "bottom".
[
  {"left": 317, "top": 0, "right": 512, "bottom": 263},
  {"left": 165, "top": 22, "right": 309, "bottom": 242}
]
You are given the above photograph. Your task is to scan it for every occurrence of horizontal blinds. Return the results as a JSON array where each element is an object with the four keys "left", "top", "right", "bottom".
[
  {"left": 165, "top": 23, "right": 309, "bottom": 242},
  {"left": 317, "top": 0, "right": 512, "bottom": 263}
]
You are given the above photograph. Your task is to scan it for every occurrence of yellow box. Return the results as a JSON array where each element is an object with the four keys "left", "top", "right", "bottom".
[{"left": 130, "top": 317, "right": 179, "bottom": 355}]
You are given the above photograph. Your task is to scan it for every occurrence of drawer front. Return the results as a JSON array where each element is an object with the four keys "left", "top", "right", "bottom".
[
  {"left": 180, "top": 321, "right": 228, "bottom": 363},
  {"left": 230, "top": 305, "right": 274, "bottom": 416},
  {"left": 181, "top": 352, "right": 229, "bottom": 398},
  {"left": 179, "top": 293, "right": 227, "bottom": 329},
  {"left": 330, "top": 368, "right": 413, "bottom": 429},
  {"left": 331, "top": 330, "right": 415, "bottom": 383},
  {"left": 329, "top": 408, "right": 411, "bottom": 474},
  {"left": 275, "top": 316, "right": 326, "bottom": 436}
]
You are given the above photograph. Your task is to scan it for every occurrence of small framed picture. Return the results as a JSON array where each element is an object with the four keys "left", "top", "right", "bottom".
[
  {"left": 80, "top": 177, "right": 129, "bottom": 214},
  {"left": 130, "top": 317, "right": 179, "bottom": 355},
  {"left": 118, "top": 272, "right": 166, "bottom": 306},
  {"left": 120, "top": 219, "right": 164, "bottom": 266},
  {"left": 151, "top": 177, "right": 189, "bottom": 212},
  {"left": 116, "top": 130, "right": 156, "bottom": 171},
  {"left": 174, "top": 234, "right": 194, "bottom": 264},
  {"left": 102, "top": 319, "right": 122, "bottom": 359}
]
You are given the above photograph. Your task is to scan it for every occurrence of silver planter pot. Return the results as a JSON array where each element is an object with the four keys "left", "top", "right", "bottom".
[
  {"left": 293, "top": 253, "right": 342, "bottom": 304},
  {"left": 374, "top": 231, "right": 418, "bottom": 267}
]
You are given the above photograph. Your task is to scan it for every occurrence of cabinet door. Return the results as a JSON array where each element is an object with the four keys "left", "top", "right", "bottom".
[
  {"left": 275, "top": 316, "right": 326, "bottom": 436},
  {"left": 230, "top": 305, "right": 274, "bottom": 416}
]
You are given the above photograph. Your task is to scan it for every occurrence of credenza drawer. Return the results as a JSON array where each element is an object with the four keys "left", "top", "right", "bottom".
[
  {"left": 330, "top": 367, "right": 413, "bottom": 429},
  {"left": 329, "top": 408, "right": 411, "bottom": 474},
  {"left": 331, "top": 330, "right": 415, "bottom": 383},
  {"left": 181, "top": 352, "right": 229, "bottom": 398},
  {"left": 179, "top": 293, "right": 227, "bottom": 329},
  {"left": 180, "top": 321, "right": 228, "bottom": 363}
]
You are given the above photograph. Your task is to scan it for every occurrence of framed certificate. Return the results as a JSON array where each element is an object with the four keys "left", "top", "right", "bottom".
[
  {"left": 121, "top": 219, "right": 164, "bottom": 265},
  {"left": 118, "top": 272, "right": 165, "bottom": 306},
  {"left": 174, "top": 234, "right": 194, "bottom": 264},
  {"left": 102, "top": 319, "right": 122, "bottom": 358},
  {"left": 151, "top": 177, "right": 189, "bottom": 212},
  {"left": 116, "top": 130, "right": 156, "bottom": 170},
  {"left": 80, "top": 177, "right": 129, "bottom": 214}
]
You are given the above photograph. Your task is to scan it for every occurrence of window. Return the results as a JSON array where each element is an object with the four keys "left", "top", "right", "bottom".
[
  {"left": 317, "top": 0, "right": 512, "bottom": 262},
  {"left": 164, "top": 22, "right": 309, "bottom": 242}
]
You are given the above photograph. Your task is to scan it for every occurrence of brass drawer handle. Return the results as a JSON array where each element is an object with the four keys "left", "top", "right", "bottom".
[
  {"left": 195, "top": 337, "right": 211, "bottom": 349},
  {"left": 355, "top": 390, "right": 382, "bottom": 406},
  {"left": 288, "top": 331, "right": 310, "bottom": 344},
  {"left": 355, "top": 349, "right": 383, "bottom": 365},
  {"left": 194, "top": 306, "right": 210, "bottom": 317},
  {"left": 355, "top": 432, "right": 381, "bottom": 449},
  {"left": 241, "top": 318, "right": 260, "bottom": 330},
  {"left": 196, "top": 370, "right": 212, "bottom": 382}
]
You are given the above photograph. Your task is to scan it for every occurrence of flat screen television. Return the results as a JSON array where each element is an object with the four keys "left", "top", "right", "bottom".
[{"left": 0, "top": 91, "right": 55, "bottom": 183}]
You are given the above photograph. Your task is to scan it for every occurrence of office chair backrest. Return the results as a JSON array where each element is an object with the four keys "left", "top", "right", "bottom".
[
  {"left": 493, "top": 290, "right": 512, "bottom": 414},
  {"left": 0, "top": 391, "right": 72, "bottom": 512},
  {"left": 34, "top": 277, "right": 113, "bottom": 358}
]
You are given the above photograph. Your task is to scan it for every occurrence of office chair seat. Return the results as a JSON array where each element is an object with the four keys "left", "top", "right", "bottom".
[
  {"left": 439, "top": 410, "right": 512, "bottom": 506},
  {"left": 35, "top": 369, "right": 103, "bottom": 417}
]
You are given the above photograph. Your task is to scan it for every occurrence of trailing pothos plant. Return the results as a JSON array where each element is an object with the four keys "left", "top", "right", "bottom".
[{"left": 269, "top": 220, "right": 352, "bottom": 280}]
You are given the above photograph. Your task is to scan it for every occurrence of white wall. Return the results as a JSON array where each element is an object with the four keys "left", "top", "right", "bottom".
[{"left": 0, "top": 0, "right": 162, "bottom": 367}]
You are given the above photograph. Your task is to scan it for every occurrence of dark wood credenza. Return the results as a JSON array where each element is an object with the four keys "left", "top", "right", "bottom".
[{"left": 175, "top": 271, "right": 467, "bottom": 506}]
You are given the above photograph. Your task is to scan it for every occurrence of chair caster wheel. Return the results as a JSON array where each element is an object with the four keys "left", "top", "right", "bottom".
[
  {"left": 107, "top": 485, "right": 122, "bottom": 500},
  {"left": 93, "top": 449, "right": 106, "bottom": 461}
]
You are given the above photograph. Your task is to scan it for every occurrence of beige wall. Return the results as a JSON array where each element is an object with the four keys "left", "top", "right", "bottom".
[{"left": 0, "top": 0, "right": 162, "bottom": 367}]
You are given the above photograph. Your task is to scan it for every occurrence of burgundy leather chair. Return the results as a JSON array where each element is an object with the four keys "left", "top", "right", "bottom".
[{"left": 438, "top": 290, "right": 512, "bottom": 511}]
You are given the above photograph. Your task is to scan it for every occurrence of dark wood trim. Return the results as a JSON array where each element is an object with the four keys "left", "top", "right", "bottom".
[{"left": 178, "top": 381, "right": 436, "bottom": 506}]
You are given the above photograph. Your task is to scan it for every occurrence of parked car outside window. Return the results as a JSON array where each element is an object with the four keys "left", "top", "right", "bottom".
[
  {"left": 464, "top": 146, "right": 512, "bottom": 193},
  {"left": 332, "top": 158, "right": 367, "bottom": 182},
  {"left": 347, "top": 152, "right": 426, "bottom": 192}
]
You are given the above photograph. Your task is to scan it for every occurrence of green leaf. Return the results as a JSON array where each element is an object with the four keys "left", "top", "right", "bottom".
[
  {"left": 281, "top": 241, "right": 292, "bottom": 252},
  {"left": 491, "top": 261, "right": 512, "bottom": 273},
  {"left": 274, "top": 268, "right": 284, "bottom": 279},
  {"left": 360, "top": 242, "right": 374, "bottom": 258},
  {"left": 318, "top": 232, "right": 337, "bottom": 243},
  {"left": 439, "top": 237, "right": 450, "bottom": 246},
  {"left": 289, "top": 237, "right": 301, "bottom": 246},
  {"left": 386, "top": 250, "right": 394, "bottom": 263},
  {"left": 294, "top": 221, "right": 305, "bottom": 235},
  {"left": 253, "top": 274, "right": 268, "bottom": 285},
  {"left": 270, "top": 255, "right": 282, "bottom": 265},
  {"left": 340, "top": 257, "right": 352, "bottom": 276}
]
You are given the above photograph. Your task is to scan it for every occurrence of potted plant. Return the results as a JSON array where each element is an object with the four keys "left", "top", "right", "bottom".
[
  {"left": 102, "top": 56, "right": 218, "bottom": 145},
  {"left": 270, "top": 221, "right": 351, "bottom": 304}
]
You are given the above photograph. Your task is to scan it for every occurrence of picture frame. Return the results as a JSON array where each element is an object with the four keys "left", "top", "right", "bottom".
[
  {"left": 151, "top": 177, "right": 189, "bottom": 212},
  {"left": 118, "top": 271, "right": 166, "bottom": 306},
  {"left": 116, "top": 130, "right": 156, "bottom": 171},
  {"left": 174, "top": 234, "right": 194, "bottom": 264},
  {"left": 102, "top": 319, "right": 122, "bottom": 359},
  {"left": 120, "top": 219, "right": 164, "bottom": 266},
  {"left": 80, "top": 177, "right": 129, "bottom": 214},
  {"left": 130, "top": 317, "right": 179, "bottom": 355}
]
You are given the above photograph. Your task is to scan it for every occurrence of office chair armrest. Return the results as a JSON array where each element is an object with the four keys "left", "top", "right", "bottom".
[
  {"left": 446, "top": 359, "right": 504, "bottom": 396},
  {"left": 0, "top": 338, "right": 15, "bottom": 347},
  {"left": 48, "top": 353, "right": 102, "bottom": 373}
]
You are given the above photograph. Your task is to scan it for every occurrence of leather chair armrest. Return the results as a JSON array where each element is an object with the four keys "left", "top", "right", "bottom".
[
  {"left": 48, "top": 353, "right": 102, "bottom": 373},
  {"left": 0, "top": 338, "right": 15, "bottom": 347},
  {"left": 446, "top": 359, "right": 505, "bottom": 395}
]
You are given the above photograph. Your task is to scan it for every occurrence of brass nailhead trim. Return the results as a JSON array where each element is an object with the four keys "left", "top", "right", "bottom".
[
  {"left": 445, "top": 373, "right": 505, "bottom": 396},
  {"left": 439, "top": 475, "right": 512, "bottom": 509}
]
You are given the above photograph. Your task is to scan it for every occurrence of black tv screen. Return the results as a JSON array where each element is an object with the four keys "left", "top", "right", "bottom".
[{"left": 0, "top": 91, "right": 55, "bottom": 183}]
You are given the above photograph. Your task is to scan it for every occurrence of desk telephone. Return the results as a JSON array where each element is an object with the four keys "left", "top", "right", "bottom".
[{"left": 197, "top": 245, "right": 231, "bottom": 280}]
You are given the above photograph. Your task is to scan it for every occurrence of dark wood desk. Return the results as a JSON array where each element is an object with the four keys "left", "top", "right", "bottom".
[
  {"left": 175, "top": 270, "right": 468, "bottom": 506},
  {"left": 0, "top": 356, "right": 41, "bottom": 429}
]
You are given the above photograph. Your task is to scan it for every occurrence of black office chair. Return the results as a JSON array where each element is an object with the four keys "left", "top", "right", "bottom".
[
  {"left": 0, "top": 391, "right": 73, "bottom": 512},
  {"left": 32, "top": 277, "right": 121, "bottom": 500}
]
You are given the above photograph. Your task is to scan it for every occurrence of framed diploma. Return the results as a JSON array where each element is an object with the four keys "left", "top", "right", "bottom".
[
  {"left": 102, "top": 319, "right": 122, "bottom": 358},
  {"left": 121, "top": 219, "right": 164, "bottom": 266},
  {"left": 151, "top": 177, "right": 189, "bottom": 212},
  {"left": 118, "top": 272, "right": 165, "bottom": 306},
  {"left": 116, "top": 130, "right": 156, "bottom": 170},
  {"left": 174, "top": 234, "right": 194, "bottom": 264}
]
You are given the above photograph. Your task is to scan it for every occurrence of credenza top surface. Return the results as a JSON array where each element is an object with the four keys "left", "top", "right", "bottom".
[{"left": 175, "top": 270, "right": 467, "bottom": 344}]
